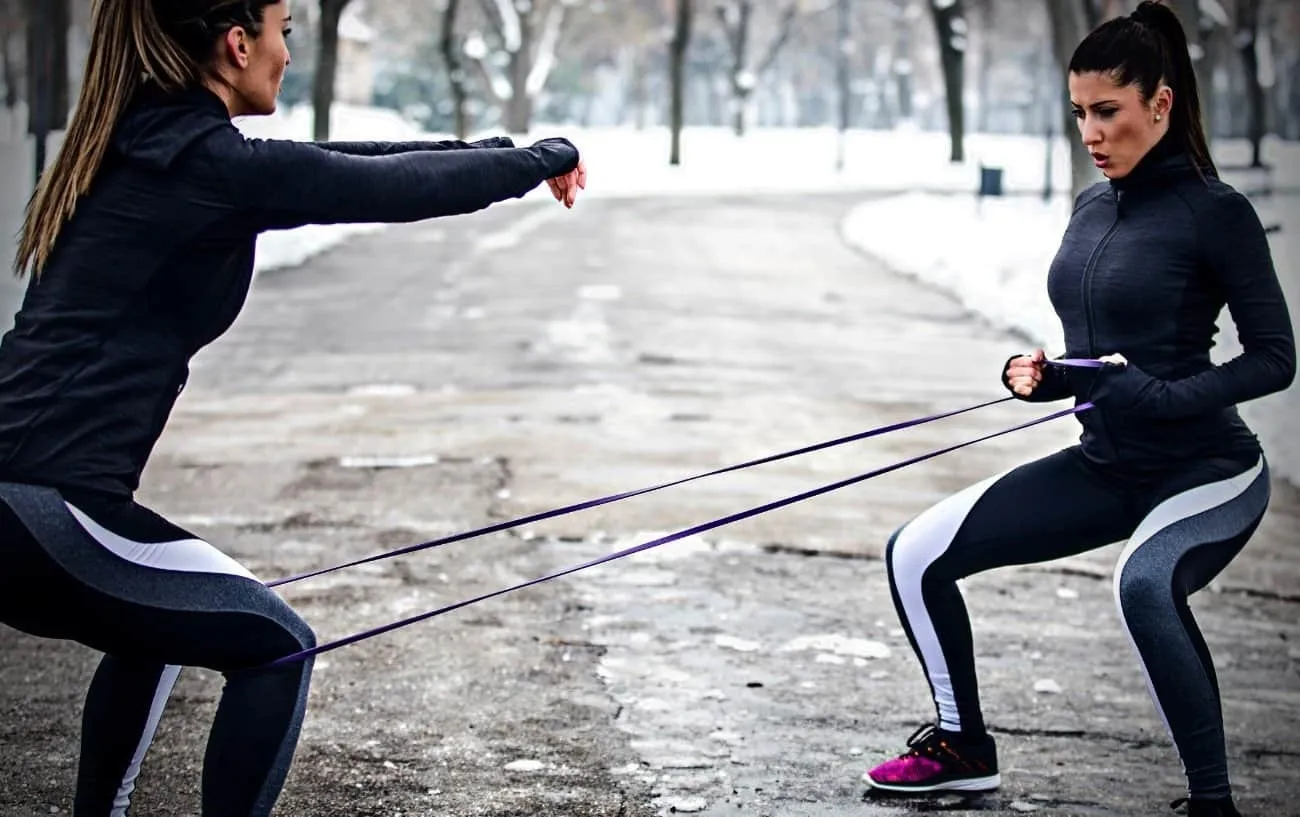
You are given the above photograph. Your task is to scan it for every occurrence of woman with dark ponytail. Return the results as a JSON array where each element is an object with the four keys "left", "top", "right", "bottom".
[
  {"left": 862, "top": 3, "right": 1293, "bottom": 816},
  {"left": 0, "top": 0, "right": 585, "bottom": 814}
]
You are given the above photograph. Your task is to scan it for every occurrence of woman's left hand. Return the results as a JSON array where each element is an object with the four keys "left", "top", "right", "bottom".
[{"left": 547, "top": 159, "right": 587, "bottom": 208}]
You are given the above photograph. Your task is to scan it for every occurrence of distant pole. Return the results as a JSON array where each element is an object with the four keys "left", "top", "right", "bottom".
[
  {"left": 835, "top": 0, "right": 851, "bottom": 172},
  {"left": 669, "top": 0, "right": 692, "bottom": 166}
]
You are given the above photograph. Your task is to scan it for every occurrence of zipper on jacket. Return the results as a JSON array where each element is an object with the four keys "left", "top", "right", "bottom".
[
  {"left": 1080, "top": 187, "right": 1124, "bottom": 460},
  {"left": 1081, "top": 189, "right": 1123, "bottom": 357}
]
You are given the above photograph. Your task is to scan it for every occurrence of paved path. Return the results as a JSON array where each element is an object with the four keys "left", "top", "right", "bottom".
[{"left": 1, "top": 192, "right": 1297, "bottom": 817}]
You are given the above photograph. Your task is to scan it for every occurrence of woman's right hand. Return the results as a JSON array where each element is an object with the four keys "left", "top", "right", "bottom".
[
  {"left": 546, "top": 158, "right": 587, "bottom": 209},
  {"left": 1005, "top": 348, "right": 1046, "bottom": 397}
]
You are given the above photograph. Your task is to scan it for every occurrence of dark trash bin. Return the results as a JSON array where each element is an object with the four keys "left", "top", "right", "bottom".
[{"left": 978, "top": 165, "right": 1004, "bottom": 198}]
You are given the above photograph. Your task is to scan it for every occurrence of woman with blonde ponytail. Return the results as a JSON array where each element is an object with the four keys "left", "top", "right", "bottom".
[{"left": 0, "top": 1, "right": 586, "bottom": 814}]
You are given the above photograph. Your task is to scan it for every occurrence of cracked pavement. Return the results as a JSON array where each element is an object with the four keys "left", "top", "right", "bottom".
[{"left": 1, "top": 193, "right": 1297, "bottom": 816}]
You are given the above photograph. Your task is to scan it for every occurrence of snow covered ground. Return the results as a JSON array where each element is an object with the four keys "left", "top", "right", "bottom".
[{"left": 2, "top": 102, "right": 1296, "bottom": 484}]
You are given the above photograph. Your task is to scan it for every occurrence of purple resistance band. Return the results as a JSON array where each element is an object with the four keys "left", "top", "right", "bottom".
[
  {"left": 265, "top": 394, "right": 1097, "bottom": 668},
  {"left": 268, "top": 395, "right": 1017, "bottom": 588}
]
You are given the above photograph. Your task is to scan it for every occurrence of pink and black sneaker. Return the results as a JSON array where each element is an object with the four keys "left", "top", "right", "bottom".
[{"left": 862, "top": 724, "right": 1000, "bottom": 793}]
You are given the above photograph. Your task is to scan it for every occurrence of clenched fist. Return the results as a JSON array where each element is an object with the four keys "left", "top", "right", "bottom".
[{"left": 1005, "top": 348, "right": 1046, "bottom": 397}]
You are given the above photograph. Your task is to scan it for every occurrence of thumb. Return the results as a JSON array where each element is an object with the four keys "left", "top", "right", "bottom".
[{"left": 1031, "top": 348, "right": 1046, "bottom": 364}]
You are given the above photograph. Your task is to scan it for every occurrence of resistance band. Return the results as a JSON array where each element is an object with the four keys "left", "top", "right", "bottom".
[
  {"left": 267, "top": 395, "right": 1015, "bottom": 588},
  {"left": 266, "top": 398, "right": 1094, "bottom": 667}
]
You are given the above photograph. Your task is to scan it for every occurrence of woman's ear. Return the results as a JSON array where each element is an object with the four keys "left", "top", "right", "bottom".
[
  {"left": 1154, "top": 83, "right": 1173, "bottom": 120},
  {"left": 222, "top": 26, "right": 251, "bottom": 69}
]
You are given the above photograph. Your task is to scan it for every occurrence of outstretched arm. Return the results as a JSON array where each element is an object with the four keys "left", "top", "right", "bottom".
[
  {"left": 314, "top": 135, "right": 516, "bottom": 157},
  {"left": 217, "top": 134, "right": 579, "bottom": 231}
]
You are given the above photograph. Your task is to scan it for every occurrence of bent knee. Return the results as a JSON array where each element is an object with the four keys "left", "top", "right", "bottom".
[
  {"left": 277, "top": 604, "right": 317, "bottom": 653},
  {"left": 1115, "top": 561, "right": 1172, "bottom": 615},
  {"left": 885, "top": 522, "right": 939, "bottom": 585}
]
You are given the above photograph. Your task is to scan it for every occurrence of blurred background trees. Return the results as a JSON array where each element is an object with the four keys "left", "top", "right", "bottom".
[{"left": 2, "top": 0, "right": 1296, "bottom": 192}]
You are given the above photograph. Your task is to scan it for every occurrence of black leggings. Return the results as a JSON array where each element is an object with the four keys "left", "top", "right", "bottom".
[
  {"left": 0, "top": 481, "right": 315, "bottom": 817},
  {"left": 884, "top": 448, "right": 1269, "bottom": 799}
]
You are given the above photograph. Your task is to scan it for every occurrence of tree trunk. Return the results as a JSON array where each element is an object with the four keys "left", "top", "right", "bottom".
[
  {"left": 929, "top": 0, "right": 965, "bottom": 163},
  {"left": 2, "top": 27, "right": 18, "bottom": 111},
  {"left": 669, "top": 0, "right": 691, "bottom": 165},
  {"left": 24, "top": 0, "right": 67, "bottom": 182},
  {"left": 1045, "top": 0, "right": 1095, "bottom": 201},
  {"left": 629, "top": 46, "right": 648, "bottom": 130},
  {"left": 835, "top": 0, "right": 850, "bottom": 170},
  {"left": 893, "top": 0, "right": 913, "bottom": 122},
  {"left": 975, "top": 0, "right": 993, "bottom": 133},
  {"left": 312, "top": 0, "right": 350, "bottom": 142},
  {"left": 1236, "top": 0, "right": 1265, "bottom": 166},
  {"left": 440, "top": 0, "right": 470, "bottom": 139},
  {"left": 721, "top": 1, "right": 752, "bottom": 137},
  {"left": 504, "top": 9, "right": 534, "bottom": 135}
]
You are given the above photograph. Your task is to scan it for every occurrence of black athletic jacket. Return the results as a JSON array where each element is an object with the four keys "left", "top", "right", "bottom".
[
  {"left": 0, "top": 83, "right": 579, "bottom": 498},
  {"left": 1007, "top": 133, "right": 1295, "bottom": 473}
]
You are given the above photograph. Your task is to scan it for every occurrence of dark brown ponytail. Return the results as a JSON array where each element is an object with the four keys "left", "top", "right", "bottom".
[{"left": 1129, "top": 1, "right": 1214, "bottom": 174}]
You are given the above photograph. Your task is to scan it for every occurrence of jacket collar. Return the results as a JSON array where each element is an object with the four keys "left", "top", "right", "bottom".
[{"left": 1109, "top": 132, "right": 1212, "bottom": 193}]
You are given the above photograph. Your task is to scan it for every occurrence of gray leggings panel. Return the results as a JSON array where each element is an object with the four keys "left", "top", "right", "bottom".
[
  {"left": 0, "top": 481, "right": 315, "bottom": 817},
  {"left": 885, "top": 449, "right": 1269, "bottom": 798},
  {"left": 1114, "top": 461, "right": 1270, "bottom": 798}
]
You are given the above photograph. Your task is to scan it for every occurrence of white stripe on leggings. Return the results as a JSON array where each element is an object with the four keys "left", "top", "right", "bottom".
[
  {"left": 110, "top": 665, "right": 182, "bottom": 817},
  {"left": 63, "top": 502, "right": 259, "bottom": 814},
  {"left": 890, "top": 468, "right": 1012, "bottom": 732},
  {"left": 64, "top": 502, "right": 256, "bottom": 580}
]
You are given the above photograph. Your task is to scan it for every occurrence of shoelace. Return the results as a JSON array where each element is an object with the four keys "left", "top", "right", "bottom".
[
  {"left": 899, "top": 723, "right": 991, "bottom": 774},
  {"left": 904, "top": 723, "right": 941, "bottom": 756}
]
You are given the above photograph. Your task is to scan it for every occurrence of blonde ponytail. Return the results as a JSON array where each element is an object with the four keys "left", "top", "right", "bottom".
[{"left": 13, "top": 0, "right": 199, "bottom": 278}]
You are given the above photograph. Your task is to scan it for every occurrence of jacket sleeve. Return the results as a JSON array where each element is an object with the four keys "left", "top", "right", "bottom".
[
  {"left": 219, "top": 134, "right": 577, "bottom": 231},
  {"left": 314, "top": 135, "right": 516, "bottom": 156},
  {"left": 1000, "top": 353, "right": 1074, "bottom": 402},
  {"left": 1091, "top": 191, "right": 1296, "bottom": 418}
]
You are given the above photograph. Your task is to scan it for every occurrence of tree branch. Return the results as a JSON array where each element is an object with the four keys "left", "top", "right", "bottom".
[
  {"left": 464, "top": 34, "right": 511, "bottom": 102},
  {"left": 525, "top": 0, "right": 568, "bottom": 96},
  {"left": 475, "top": 0, "right": 521, "bottom": 51},
  {"left": 755, "top": 1, "right": 798, "bottom": 76}
]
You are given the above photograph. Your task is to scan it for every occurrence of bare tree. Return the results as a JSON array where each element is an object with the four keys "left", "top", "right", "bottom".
[
  {"left": 2, "top": 0, "right": 22, "bottom": 114},
  {"left": 971, "top": 0, "right": 993, "bottom": 133},
  {"left": 1235, "top": 0, "right": 1267, "bottom": 165},
  {"left": 464, "top": 0, "right": 581, "bottom": 135},
  {"left": 440, "top": 0, "right": 471, "bottom": 138},
  {"left": 835, "top": 0, "right": 851, "bottom": 169},
  {"left": 313, "top": 0, "right": 354, "bottom": 141},
  {"left": 670, "top": 0, "right": 693, "bottom": 165},
  {"left": 929, "top": 0, "right": 966, "bottom": 162},
  {"left": 1045, "top": 0, "right": 1095, "bottom": 201},
  {"left": 714, "top": 0, "right": 799, "bottom": 136},
  {"left": 23, "top": 0, "right": 68, "bottom": 182}
]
